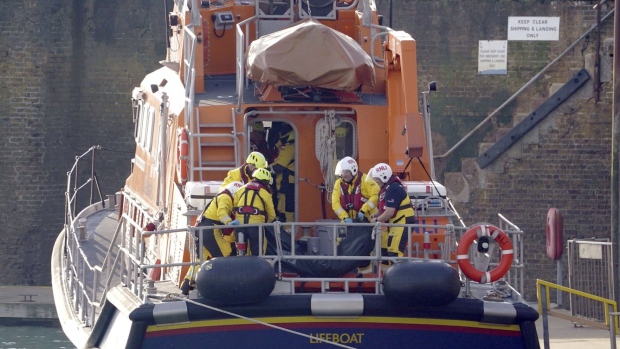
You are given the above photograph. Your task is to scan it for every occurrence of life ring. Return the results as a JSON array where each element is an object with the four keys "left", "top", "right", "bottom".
[
  {"left": 177, "top": 127, "right": 189, "bottom": 184},
  {"left": 546, "top": 208, "right": 564, "bottom": 260},
  {"left": 456, "top": 224, "right": 513, "bottom": 284}
]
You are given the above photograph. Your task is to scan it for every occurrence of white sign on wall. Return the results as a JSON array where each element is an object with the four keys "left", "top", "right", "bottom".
[
  {"left": 478, "top": 40, "right": 507, "bottom": 75},
  {"left": 508, "top": 17, "right": 560, "bottom": 41}
]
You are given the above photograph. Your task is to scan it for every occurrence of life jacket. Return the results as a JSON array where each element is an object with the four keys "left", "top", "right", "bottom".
[
  {"left": 339, "top": 173, "right": 368, "bottom": 212},
  {"left": 235, "top": 181, "right": 269, "bottom": 223},
  {"left": 378, "top": 176, "right": 413, "bottom": 221},
  {"left": 197, "top": 190, "right": 235, "bottom": 234}
]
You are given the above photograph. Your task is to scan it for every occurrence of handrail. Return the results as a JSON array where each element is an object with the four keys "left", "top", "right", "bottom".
[
  {"left": 62, "top": 152, "right": 527, "bottom": 329},
  {"left": 435, "top": 8, "right": 615, "bottom": 160},
  {"left": 537, "top": 279, "right": 618, "bottom": 349}
]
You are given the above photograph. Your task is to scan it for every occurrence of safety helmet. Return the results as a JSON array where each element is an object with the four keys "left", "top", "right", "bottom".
[
  {"left": 246, "top": 151, "right": 267, "bottom": 169},
  {"left": 334, "top": 156, "right": 358, "bottom": 177},
  {"left": 222, "top": 181, "right": 243, "bottom": 196},
  {"left": 368, "top": 163, "right": 392, "bottom": 183},
  {"left": 252, "top": 168, "right": 273, "bottom": 185}
]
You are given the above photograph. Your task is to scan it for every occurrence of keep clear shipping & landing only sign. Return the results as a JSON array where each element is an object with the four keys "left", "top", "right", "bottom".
[{"left": 507, "top": 17, "right": 560, "bottom": 41}]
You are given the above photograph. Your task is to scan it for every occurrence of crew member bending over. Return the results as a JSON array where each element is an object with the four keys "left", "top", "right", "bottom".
[
  {"left": 221, "top": 151, "right": 267, "bottom": 189},
  {"left": 332, "top": 156, "right": 379, "bottom": 223},
  {"left": 180, "top": 181, "right": 243, "bottom": 295},
  {"left": 233, "top": 168, "right": 276, "bottom": 256},
  {"left": 367, "top": 163, "right": 415, "bottom": 265}
]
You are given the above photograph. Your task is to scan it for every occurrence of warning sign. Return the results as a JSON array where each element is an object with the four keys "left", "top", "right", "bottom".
[
  {"left": 478, "top": 40, "right": 507, "bottom": 75},
  {"left": 508, "top": 17, "right": 560, "bottom": 41}
]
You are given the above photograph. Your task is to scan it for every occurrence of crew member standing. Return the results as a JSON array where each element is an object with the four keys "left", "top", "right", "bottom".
[
  {"left": 233, "top": 168, "right": 276, "bottom": 256},
  {"left": 332, "top": 156, "right": 379, "bottom": 223},
  {"left": 221, "top": 151, "right": 267, "bottom": 189},
  {"left": 367, "top": 163, "right": 415, "bottom": 265},
  {"left": 269, "top": 124, "right": 295, "bottom": 223}
]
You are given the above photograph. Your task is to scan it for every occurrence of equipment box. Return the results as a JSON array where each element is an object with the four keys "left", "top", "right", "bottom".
[{"left": 185, "top": 181, "right": 223, "bottom": 210}]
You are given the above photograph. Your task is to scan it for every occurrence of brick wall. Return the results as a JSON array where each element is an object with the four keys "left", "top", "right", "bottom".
[
  {"left": 377, "top": 0, "right": 615, "bottom": 300},
  {"left": 0, "top": 0, "right": 166, "bottom": 285}
]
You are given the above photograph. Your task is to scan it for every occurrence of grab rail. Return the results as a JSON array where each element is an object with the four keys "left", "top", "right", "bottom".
[
  {"left": 537, "top": 279, "right": 618, "bottom": 349},
  {"left": 62, "top": 148, "right": 527, "bottom": 328}
]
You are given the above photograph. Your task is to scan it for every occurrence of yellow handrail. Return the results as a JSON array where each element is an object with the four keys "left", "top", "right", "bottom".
[{"left": 536, "top": 279, "right": 618, "bottom": 332}]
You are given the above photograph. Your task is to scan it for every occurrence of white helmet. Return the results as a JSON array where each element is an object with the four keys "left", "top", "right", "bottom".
[
  {"left": 222, "top": 181, "right": 243, "bottom": 196},
  {"left": 368, "top": 163, "right": 392, "bottom": 183},
  {"left": 335, "top": 156, "right": 358, "bottom": 177}
]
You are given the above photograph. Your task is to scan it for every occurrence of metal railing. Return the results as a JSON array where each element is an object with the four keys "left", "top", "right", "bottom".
[
  {"left": 568, "top": 238, "right": 615, "bottom": 322},
  {"left": 537, "top": 279, "right": 618, "bottom": 349},
  {"left": 62, "top": 155, "right": 528, "bottom": 329}
]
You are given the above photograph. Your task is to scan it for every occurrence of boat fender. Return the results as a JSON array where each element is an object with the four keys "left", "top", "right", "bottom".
[
  {"left": 546, "top": 208, "right": 563, "bottom": 260},
  {"left": 457, "top": 224, "right": 513, "bottom": 284},
  {"left": 195, "top": 256, "right": 276, "bottom": 305},
  {"left": 176, "top": 127, "right": 189, "bottom": 184},
  {"left": 382, "top": 261, "right": 460, "bottom": 306}
]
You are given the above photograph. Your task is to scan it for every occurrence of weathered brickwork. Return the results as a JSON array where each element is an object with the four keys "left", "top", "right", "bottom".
[
  {"left": 376, "top": 0, "right": 615, "bottom": 300},
  {"left": 0, "top": 0, "right": 166, "bottom": 285}
]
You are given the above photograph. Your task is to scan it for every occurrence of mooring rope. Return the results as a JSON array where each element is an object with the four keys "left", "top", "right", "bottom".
[{"left": 167, "top": 295, "right": 356, "bottom": 349}]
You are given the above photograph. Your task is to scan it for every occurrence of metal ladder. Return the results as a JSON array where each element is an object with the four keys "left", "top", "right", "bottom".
[{"left": 189, "top": 107, "right": 241, "bottom": 182}]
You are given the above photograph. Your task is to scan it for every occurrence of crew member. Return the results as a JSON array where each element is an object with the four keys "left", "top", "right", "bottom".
[
  {"left": 250, "top": 122, "right": 276, "bottom": 163},
  {"left": 269, "top": 124, "right": 295, "bottom": 223},
  {"left": 233, "top": 168, "right": 276, "bottom": 256},
  {"left": 332, "top": 156, "right": 379, "bottom": 223},
  {"left": 367, "top": 163, "right": 415, "bottom": 265},
  {"left": 221, "top": 151, "right": 267, "bottom": 189},
  {"left": 180, "top": 181, "right": 243, "bottom": 295}
]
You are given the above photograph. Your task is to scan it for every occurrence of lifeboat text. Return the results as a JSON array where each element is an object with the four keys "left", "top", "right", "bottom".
[{"left": 309, "top": 333, "right": 364, "bottom": 344}]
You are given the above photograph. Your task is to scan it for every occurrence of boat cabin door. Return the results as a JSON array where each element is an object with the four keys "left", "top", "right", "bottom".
[{"left": 249, "top": 120, "right": 296, "bottom": 223}]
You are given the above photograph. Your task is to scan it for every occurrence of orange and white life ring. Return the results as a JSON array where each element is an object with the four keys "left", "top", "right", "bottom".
[
  {"left": 546, "top": 208, "right": 564, "bottom": 260},
  {"left": 177, "top": 127, "right": 189, "bottom": 184},
  {"left": 456, "top": 224, "right": 514, "bottom": 284}
]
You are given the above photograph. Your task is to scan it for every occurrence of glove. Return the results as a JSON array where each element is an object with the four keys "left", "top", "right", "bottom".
[
  {"left": 357, "top": 212, "right": 365, "bottom": 220},
  {"left": 228, "top": 220, "right": 240, "bottom": 225},
  {"left": 344, "top": 218, "right": 353, "bottom": 223}
]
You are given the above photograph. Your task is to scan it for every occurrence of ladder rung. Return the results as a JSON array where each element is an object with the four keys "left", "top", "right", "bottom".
[
  {"left": 201, "top": 142, "right": 235, "bottom": 147},
  {"left": 200, "top": 161, "right": 237, "bottom": 166},
  {"left": 199, "top": 123, "right": 234, "bottom": 128},
  {"left": 195, "top": 166, "right": 237, "bottom": 171}
]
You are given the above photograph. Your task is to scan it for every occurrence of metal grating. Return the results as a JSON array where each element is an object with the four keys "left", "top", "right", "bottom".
[{"left": 568, "top": 238, "right": 615, "bottom": 322}]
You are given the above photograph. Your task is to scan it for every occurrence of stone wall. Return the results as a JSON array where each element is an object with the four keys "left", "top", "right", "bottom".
[
  {"left": 0, "top": 0, "right": 166, "bottom": 285},
  {"left": 376, "top": 0, "right": 615, "bottom": 300}
]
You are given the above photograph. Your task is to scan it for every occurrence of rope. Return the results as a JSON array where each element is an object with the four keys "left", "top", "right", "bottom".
[
  {"left": 316, "top": 110, "right": 337, "bottom": 202},
  {"left": 168, "top": 295, "right": 356, "bottom": 349}
]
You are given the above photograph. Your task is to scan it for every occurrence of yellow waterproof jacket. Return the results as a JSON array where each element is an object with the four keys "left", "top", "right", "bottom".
[
  {"left": 332, "top": 173, "right": 379, "bottom": 221},
  {"left": 202, "top": 191, "right": 234, "bottom": 224},
  {"left": 221, "top": 164, "right": 252, "bottom": 190},
  {"left": 272, "top": 142, "right": 294, "bottom": 190},
  {"left": 233, "top": 182, "right": 276, "bottom": 224}
]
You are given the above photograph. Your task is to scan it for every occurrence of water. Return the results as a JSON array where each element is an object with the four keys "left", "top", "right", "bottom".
[{"left": 0, "top": 326, "right": 75, "bottom": 349}]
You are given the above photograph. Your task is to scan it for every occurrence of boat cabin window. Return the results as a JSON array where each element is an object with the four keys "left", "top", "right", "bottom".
[
  {"left": 133, "top": 101, "right": 142, "bottom": 142},
  {"left": 134, "top": 102, "right": 156, "bottom": 154},
  {"left": 335, "top": 118, "right": 356, "bottom": 159}
]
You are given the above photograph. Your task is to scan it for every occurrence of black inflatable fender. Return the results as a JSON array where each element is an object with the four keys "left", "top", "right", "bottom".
[
  {"left": 195, "top": 256, "right": 276, "bottom": 305},
  {"left": 382, "top": 261, "right": 461, "bottom": 307}
]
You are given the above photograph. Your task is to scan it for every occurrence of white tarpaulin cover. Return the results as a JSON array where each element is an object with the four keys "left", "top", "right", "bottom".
[{"left": 246, "top": 18, "right": 375, "bottom": 91}]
